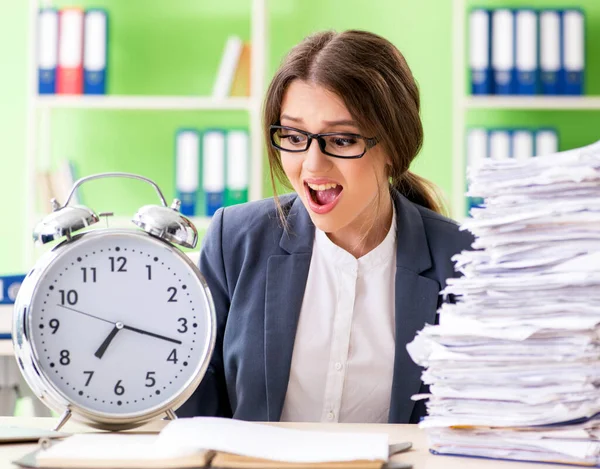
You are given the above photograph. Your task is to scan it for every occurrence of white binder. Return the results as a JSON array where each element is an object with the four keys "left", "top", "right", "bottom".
[
  {"left": 515, "top": 10, "right": 538, "bottom": 94},
  {"left": 512, "top": 130, "right": 534, "bottom": 160},
  {"left": 535, "top": 130, "right": 559, "bottom": 156},
  {"left": 489, "top": 130, "right": 511, "bottom": 160},
  {"left": 492, "top": 9, "right": 515, "bottom": 94}
]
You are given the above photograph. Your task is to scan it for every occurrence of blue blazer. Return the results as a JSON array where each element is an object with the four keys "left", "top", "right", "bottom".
[{"left": 177, "top": 189, "right": 474, "bottom": 423}]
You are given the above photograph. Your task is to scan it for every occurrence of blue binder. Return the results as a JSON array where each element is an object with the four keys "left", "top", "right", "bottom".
[
  {"left": 469, "top": 9, "right": 492, "bottom": 95},
  {"left": 562, "top": 9, "right": 585, "bottom": 95},
  {"left": 492, "top": 9, "right": 516, "bottom": 95},
  {"left": 175, "top": 129, "right": 200, "bottom": 217},
  {"left": 515, "top": 9, "right": 538, "bottom": 95},
  {"left": 83, "top": 9, "right": 108, "bottom": 95},
  {"left": 0, "top": 274, "right": 26, "bottom": 305},
  {"left": 38, "top": 8, "right": 58, "bottom": 94},
  {"left": 202, "top": 129, "right": 226, "bottom": 217},
  {"left": 466, "top": 128, "right": 488, "bottom": 215},
  {"left": 540, "top": 10, "right": 563, "bottom": 95}
]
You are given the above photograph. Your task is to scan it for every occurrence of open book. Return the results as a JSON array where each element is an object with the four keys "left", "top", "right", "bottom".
[{"left": 16, "top": 417, "right": 390, "bottom": 469}]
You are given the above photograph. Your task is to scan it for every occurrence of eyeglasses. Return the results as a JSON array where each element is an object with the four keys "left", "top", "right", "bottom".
[{"left": 269, "top": 125, "right": 378, "bottom": 159}]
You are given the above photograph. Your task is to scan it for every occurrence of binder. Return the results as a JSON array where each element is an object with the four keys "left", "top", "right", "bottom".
[
  {"left": 226, "top": 129, "right": 249, "bottom": 206},
  {"left": 535, "top": 129, "right": 559, "bottom": 156},
  {"left": 466, "top": 128, "right": 488, "bottom": 214},
  {"left": 37, "top": 9, "right": 58, "bottom": 94},
  {"left": 469, "top": 9, "right": 491, "bottom": 95},
  {"left": 515, "top": 10, "right": 538, "bottom": 95},
  {"left": 492, "top": 9, "right": 515, "bottom": 95},
  {"left": 489, "top": 130, "right": 511, "bottom": 160},
  {"left": 540, "top": 10, "right": 562, "bottom": 95},
  {"left": 212, "top": 36, "right": 243, "bottom": 98},
  {"left": 562, "top": 9, "right": 585, "bottom": 95},
  {"left": 230, "top": 42, "right": 251, "bottom": 97},
  {"left": 203, "top": 130, "right": 226, "bottom": 216},
  {"left": 512, "top": 130, "right": 534, "bottom": 160},
  {"left": 175, "top": 130, "right": 200, "bottom": 217},
  {"left": 0, "top": 274, "right": 26, "bottom": 305},
  {"left": 83, "top": 9, "right": 108, "bottom": 95},
  {"left": 57, "top": 8, "right": 84, "bottom": 94}
]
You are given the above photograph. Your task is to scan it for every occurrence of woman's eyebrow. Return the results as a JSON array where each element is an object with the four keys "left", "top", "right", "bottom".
[
  {"left": 281, "top": 115, "right": 358, "bottom": 128},
  {"left": 322, "top": 119, "right": 358, "bottom": 127},
  {"left": 280, "top": 114, "right": 303, "bottom": 123}
]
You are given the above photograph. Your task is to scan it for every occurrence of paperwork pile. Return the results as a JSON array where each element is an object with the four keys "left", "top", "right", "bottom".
[{"left": 408, "top": 140, "right": 600, "bottom": 466}]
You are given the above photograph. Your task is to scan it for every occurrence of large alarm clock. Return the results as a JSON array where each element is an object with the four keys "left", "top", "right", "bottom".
[{"left": 13, "top": 173, "right": 216, "bottom": 431}]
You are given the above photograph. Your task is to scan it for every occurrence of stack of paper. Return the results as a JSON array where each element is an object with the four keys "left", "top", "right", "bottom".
[{"left": 408, "top": 140, "right": 600, "bottom": 466}]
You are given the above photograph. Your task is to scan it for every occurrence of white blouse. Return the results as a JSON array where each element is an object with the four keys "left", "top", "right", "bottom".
[{"left": 280, "top": 207, "right": 397, "bottom": 423}]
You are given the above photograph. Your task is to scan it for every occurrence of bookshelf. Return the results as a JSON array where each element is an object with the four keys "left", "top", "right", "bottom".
[
  {"left": 24, "top": 0, "right": 268, "bottom": 267},
  {"left": 452, "top": 0, "right": 600, "bottom": 219}
]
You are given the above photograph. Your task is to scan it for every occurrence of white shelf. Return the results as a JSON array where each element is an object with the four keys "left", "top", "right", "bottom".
[
  {"left": 35, "top": 95, "right": 258, "bottom": 111},
  {"left": 465, "top": 96, "right": 600, "bottom": 110}
]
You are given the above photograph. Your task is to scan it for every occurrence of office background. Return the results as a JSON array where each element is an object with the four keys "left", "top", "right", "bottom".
[{"left": 1, "top": 0, "right": 599, "bottom": 276}]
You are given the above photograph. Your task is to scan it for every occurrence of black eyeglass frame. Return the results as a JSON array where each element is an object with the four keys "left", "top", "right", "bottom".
[{"left": 269, "top": 125, "right": 378, "bottom": 159}]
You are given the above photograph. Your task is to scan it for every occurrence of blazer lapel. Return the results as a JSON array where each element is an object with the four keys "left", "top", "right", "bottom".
[
  {"left": 388, "top": 191, "right": 441, "bottom": 423},
  {"left": 264, "top": 196, "right": 314, "bottom": 421}
]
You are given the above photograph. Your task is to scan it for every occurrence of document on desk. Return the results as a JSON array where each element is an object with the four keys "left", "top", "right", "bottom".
[
  {"left": 15, "top": 417, "right": 389, "bottom": 468},
  {"left": 407, "top": 139, "right": 600, "bottom": 466}
]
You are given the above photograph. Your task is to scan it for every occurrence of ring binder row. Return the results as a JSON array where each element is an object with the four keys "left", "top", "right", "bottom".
[
  {"left": 38, "top": 8, "right": 108, "bottom": 95},
  {"left": 465, "top": 128, "right": 559, "bottom": 215},
  {"left": 469, "top": 8, "right": 585, "bottom": 96},
  {"left": 175, "top": 128, "right": 250, "bottom": 218}
]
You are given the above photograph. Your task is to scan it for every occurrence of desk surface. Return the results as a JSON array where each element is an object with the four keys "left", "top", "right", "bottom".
[{"left": 0, "top": 417, "right": 576, "bottom": 469}]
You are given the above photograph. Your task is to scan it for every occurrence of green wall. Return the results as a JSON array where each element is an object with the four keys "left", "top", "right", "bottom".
[{"left": 1, "top": 0, "right": 597, "bottom": 274}]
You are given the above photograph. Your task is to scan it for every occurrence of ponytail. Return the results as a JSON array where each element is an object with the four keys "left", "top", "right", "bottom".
[{"left": 392, "top": 171, "right": 447, "bottom": 216}]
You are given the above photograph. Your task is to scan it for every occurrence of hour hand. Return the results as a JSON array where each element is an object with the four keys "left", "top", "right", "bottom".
[{"left": 94, "top": 323, "right": 122, "bottom": 359}]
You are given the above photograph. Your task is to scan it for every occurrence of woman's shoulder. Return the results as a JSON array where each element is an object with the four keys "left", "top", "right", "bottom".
[{"left": 212, "top": 193, "right": 297, "bottom": 243}]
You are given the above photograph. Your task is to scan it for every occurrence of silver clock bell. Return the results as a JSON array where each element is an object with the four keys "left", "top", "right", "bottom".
[{"left": 33, "top": 172, "right": 198, "bottom": 249}]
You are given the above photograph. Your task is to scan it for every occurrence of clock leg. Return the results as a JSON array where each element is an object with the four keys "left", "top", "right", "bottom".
[
  {"left": 165, "top": 409, "right": 177, "bottom": 420},
  {"left": 53, "top": 409, "right": 72, "bottom": 431}
]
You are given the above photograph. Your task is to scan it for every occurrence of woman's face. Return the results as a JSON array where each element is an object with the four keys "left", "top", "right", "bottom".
[{"left": 279, "top": 80, "right": 390, "bottom": 234}]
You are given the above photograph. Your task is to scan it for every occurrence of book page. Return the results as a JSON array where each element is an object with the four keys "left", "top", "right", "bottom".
[
  {"left": 157, "top": 417, "right": 389, "bottom": 464},
  {"left": 36, "top": 434, "right": 208, "bottom": 468}
]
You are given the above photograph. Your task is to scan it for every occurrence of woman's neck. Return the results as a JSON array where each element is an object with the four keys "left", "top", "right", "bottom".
[{"left": 326, "top": 191, "right": 394, "bottom": 259}]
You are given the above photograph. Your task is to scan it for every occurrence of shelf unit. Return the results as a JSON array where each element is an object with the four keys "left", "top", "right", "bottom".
[
  {"left": 24, "top": 0, "right": 268, "bottom": 267},
  {"left": 451, "top": 0, "right": 600, "bottom": 218}
]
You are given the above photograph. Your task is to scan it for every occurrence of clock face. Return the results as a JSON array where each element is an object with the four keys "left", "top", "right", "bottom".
[{"left": 25, "top": 231, "right": 213, "bottom": 417}]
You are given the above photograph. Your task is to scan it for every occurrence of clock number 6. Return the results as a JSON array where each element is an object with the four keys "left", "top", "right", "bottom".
[{"left": 114, "top": 380, "right": 125, "bottom": 396}]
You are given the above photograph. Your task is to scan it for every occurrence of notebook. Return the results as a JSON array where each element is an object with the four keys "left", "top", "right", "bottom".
[{"left": 14, "top": 417, "right": 391, "bottom": 469}]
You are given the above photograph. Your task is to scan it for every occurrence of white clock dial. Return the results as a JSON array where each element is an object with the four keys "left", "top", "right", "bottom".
[{"left": 26, "top": 231, "right": 213, "bottom": 416}]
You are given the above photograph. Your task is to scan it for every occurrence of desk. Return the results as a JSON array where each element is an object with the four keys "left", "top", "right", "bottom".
[{"left": 0, "top": 417, "right": 576, "bottom": 469}]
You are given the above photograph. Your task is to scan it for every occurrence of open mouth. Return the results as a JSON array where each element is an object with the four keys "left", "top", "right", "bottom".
[{"left": 304, "top": 181, "right": 344, "bottom": 215}]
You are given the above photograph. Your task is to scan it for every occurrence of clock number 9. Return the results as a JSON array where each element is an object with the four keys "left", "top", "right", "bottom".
[
  {"left": 49, "top": 319, "right": 60, "bottom": 334},
  {"left": 114, "top": 380, "right": 125, "bottom": 396}
]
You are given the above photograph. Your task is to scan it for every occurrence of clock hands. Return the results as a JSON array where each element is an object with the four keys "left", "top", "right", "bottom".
[
  {"left": 57, "top": 304, "right": 182, "bottom": 360},
  {"left": 94, "top": 323, "right": 122, "bottom": 359},
  {"left": 121, "top": 325, "right": 182, "bottom": 345},
  {"left": 57, "top": 304, "right": 114, "bottom": 325}
]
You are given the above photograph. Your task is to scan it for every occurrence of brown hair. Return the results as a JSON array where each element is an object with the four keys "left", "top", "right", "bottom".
[{"left": 263, "top": 29, "right": 446, "bottom": 221}]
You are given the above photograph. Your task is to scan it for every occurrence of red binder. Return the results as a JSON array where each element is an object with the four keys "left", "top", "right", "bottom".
[{"left": 57, "top": 8, "right": 84, "bottom": 94}]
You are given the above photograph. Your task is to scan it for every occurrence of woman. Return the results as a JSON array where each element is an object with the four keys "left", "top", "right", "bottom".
[{"left": 178, "top": 30, "right": 473, "bottom": 423}]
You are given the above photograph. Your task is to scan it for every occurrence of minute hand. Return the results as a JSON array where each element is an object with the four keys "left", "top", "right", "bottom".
[{"left": 122, "top": 325, "right": 182, "bottom": 345}]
